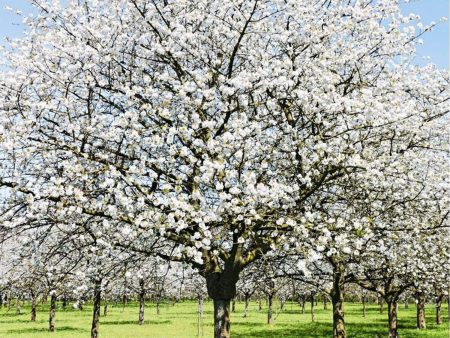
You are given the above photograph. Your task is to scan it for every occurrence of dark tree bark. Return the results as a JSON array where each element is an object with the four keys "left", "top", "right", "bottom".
[
  {"left": 243, "top": 295, "right": 250, "bottom": 318},
  {"left": 231, "top": 299, "right": 236, "bottom": 313},
  {"left": 310, "top": 294, "right": 315, "bottom": 322},
  {"left": 103, "top": 299, "right": 108, "bottom": 316},
  {"left": 435, "top": 293, "right": 443, "bottom": 325},
  {"left": 138, "top": 279, "right": 145, "bottom": 325},
  {"left": 48, "top": 293, "right": 56, "bottom": 332},
  {"left": 206, "top": 271, "right": 238, "bottom": 338},
  {"left": 331, "top": 267, "right": 346, "bottom": 338},
  {"left": 258, "top": 297, "right": 262, "bottom": 311},
  {"left": 31, "top": 293, "right": 37, "bottom": 321},
  {"left": 323, "top": 294, "right": 328, "bottom": 310},
  {"left": 416, "top": 292, "right": 426, "bottom": 329},
  {"left": 387, "top": 299, "right": 398, "bottom": 338},
  {"left": 267, "top": 295, "right": 273, "bottom": 325},
  {"left": 91, "top": 279, "right": 102, "bottom": 338},
  {"left": 62, "top": 295, "right": 67, "bottom": 311}
]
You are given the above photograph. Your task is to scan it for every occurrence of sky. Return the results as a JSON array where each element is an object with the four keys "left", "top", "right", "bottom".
[{"left": 0, "top": 0, "right": 448, "bottom": 68}]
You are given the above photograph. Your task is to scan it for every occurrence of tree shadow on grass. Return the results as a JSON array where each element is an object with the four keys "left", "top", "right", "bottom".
[
  {"left": 102, "top": 319, "right": 171, "bottom": 325},
  {"left": 7, "top": 326, "right": 83, "bottom": 334}
]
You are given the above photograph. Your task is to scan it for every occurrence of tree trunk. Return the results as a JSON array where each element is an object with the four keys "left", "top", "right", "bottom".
[
  {"left": 91, "top": 279, "right": 101, "bottom": 338},
  {"left": 16, "top": 296, "right": 21, "bottom": 315},
  {"left": 378, "top": 295, "right": 384, "bottom": 314},
  {"left": 31, "top": 295, "right": 37, "bottom": 321},
  {"left": 310, "top": 295, "right": 315, "bottom": 322},
  {"left": 197, "top": 296, "right": 203, "bottom": 337},
  {"left": 214, "top": 300, "right": 231, "bottom": 338},
  {"left": 416, "top": 292, "right": 426, "bottom": 329},
  {"left": 62, "top": 294, "right": 67, "bottom": 311},
  {"left": 231, "top": 299, "right": 236, "bottom": 313},
  {"left": 331, "top": 268, "right": 346, "bottom": 338},
  {"left": 103, "top": 300, "right": 108, "bottom": 316},
  {"left": 387, "top": 299, "right": 398, "bottom": 338},
  {"left": 323, "top": 294, "right": 327, "bottom": 310},
  {"left": 301, "top": 295, "right": 306, "bottom": 314},
  {"left": 404, "top": 302, "right": 408, "bottom": 309},
  {"left": 138, "top": 279, "right": 145, "bottom": 325},
  {"left": 243, "top": 295, "right": 249, "bottom": 318},
  {"left": 48, "top": 293, "right": 56, "bottom": 332},
  {"left": 362, "top": 296, "right": 366, "bottom": 318},
  {"left": 267, "top": 295, "right": 273, "bottom": 325},
  {"left": 258, "top": 297, "right": 262, "bottom": 311},
  {"left": 435, "top": 294, "right": 443, "bottom": 325},
  {"left": 206, "top": 270, "right": 238, "bottom": 338}
]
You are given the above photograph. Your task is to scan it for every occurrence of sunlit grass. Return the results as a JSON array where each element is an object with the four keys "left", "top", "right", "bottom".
[{"left": 0, "top": 300, "right": 448, "bottom": 337}]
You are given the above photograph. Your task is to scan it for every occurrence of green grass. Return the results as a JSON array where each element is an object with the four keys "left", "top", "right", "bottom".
[{"left": 0, "top": 300, "right": 448, "bottom": 337}]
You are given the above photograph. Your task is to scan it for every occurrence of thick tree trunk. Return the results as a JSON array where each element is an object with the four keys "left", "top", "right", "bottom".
[
  {"left": 435, "top": 294, "right": 443, "bottom": 325},
  {"left": 138, "top": 279, "right": 145, "bottom": 325},
  {"left": 267, "top": 295, "right": 273, "bottom": 325},
  {"left": 206, "top": 271, "right": 238, "bottom": 338},
  {"left": 48, "top": 293, "right": 56, "bottom": 332},
  {"left": 214, "top": 300, "right": 231, "bottom": 338},
  {"left": 416, "top": 293, "right": 426, "bottom": 329},
  {"left": 310, "top": 295, "right": 315, "bottom": 322},
  {"left": 331, "top": 268, "right": 346, "bottom": 338},
  {"left": 31, "top": 295, "right": 37, "bottom": 321},
  {"left": 91, "top": 280, "right": 101, "bottom": 338},
  {"left": 387, "top": 300, "right": 398, "bottom": 338},
  {"left": 243, "top": 296, "right": 249, "bottom": 318}
]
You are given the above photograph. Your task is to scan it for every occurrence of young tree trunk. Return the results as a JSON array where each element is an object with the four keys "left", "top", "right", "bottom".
[
  {"left": 16, "top": 296, "right": 21, "bottom": 315},
  {"left": 310, "top": 295, "right": 315, "bottom": 322},
  {"left": 0, "top": 293, "right": 3, "bottom": 308},
  {"left": 404, "top": 301, "right": 408, "bottom": 309},
  {"left": 91, "top": 279, "right": 102, "bottom": 338},
  {"left": 267, "top": 295, "right": 273, "bottom": 325},
  {"left": 362, "top": 296, "right": 366, "bottom": 318},
  {"left": 243, "top": 295, "right": 249, "bottom": 318},
  {"left": 258, "top": 297, "right": 262, "bottom": 311},
  {"left": 231, "top": 299, "right": 236, "bottom": 313},
  {"left": 138, "top": 279, "right": 145, "bottom": 325},
  {"left": 197, "top": 295, "right": 203, "bottom": 337},
  {"left": 31, "top": 295, "right": 37, "bottom": 321},
  {"left": 331, "top": 268, "right": 346, "bottom": 338},
  {"left": 378, "top": 295, "right": 384, "bottom": 314},
  {"left": 301, "top": 295, "right": 306, "bottom": 314},
  {"left": 62, "top": 295, "right": 67, "bottom": 311},
  {"left": 435, "top": 294, "right": 443, "bottom": 325},
  {"left": 416, "top": 293, "right": 426, "bottom": 329},
  {"left": 387, "top": 299, "right": 398, "bottom": 338},
  {"left": 323, "top": 294, "right": 327, "bottom": 310},
  {"left": 103, "top": 300, "right": 108, "bottom": 316},
  {"left": 48, "top": 293, "right": 56, "bottom": 332}
]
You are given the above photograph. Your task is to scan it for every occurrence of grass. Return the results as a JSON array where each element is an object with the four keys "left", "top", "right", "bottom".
[{"left": 0, "top": 300, "right": 448, "bottom": 337}]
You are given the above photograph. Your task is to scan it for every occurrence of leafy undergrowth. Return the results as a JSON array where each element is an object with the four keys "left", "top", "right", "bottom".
[{"left": 0, "top": 301, "right": 448, "bottom": 337}]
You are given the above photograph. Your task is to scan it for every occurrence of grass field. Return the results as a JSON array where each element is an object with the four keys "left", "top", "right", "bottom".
[{"left": 0, "top": 300, "right": 448, "bottom": 337}]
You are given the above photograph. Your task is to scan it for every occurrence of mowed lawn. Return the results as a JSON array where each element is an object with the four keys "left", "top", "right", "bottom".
[{"left": 0, "top": 300, "right": 448, "bottom": 338}]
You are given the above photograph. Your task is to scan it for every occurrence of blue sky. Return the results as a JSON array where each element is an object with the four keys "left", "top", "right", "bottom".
[{"left": 0, "top": 0, "right": 448, "bottom": 68}]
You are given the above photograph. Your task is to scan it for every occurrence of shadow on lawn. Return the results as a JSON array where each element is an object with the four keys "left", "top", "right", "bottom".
[
  {"left": 101, "top": 319, "right": 171, "bottom": 325},
  {"left": 7, "top": 326, "right": 84, "bottom": 334},
  {"left": 233, "top": 321, "right": 392, "bottom": 338}
]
